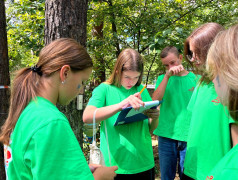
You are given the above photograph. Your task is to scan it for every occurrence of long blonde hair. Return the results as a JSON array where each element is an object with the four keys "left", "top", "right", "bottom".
[
  {"left": 106, "top": 48, "right": 144, "bottom": 87},
  {"left": 0, "top": 38, "right": 92, "bottom": 144},
  {"left": 207, "top": 24, "right": 238, "bottom": 120}
]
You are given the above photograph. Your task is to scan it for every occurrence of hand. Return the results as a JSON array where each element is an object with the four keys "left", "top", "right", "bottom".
[
  {"left": 166, "top": 65, "right": 184, "bottom": 77},
  {"left": 143, "top": 108, "right": 160, "bottom": 120},
  {"left": 93, "top": 166, "right": 118, "bottom": 180},
  {"left": 89, "top": 164, "right": 102, "bottom": 173},
  {"left": 118, "top": 92, "right": 144, "bottom": 111}
]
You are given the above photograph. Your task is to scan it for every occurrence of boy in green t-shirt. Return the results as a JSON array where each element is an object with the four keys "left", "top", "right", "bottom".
[{"left": 153, "top": 46, "right": 197, "bottom": 180}]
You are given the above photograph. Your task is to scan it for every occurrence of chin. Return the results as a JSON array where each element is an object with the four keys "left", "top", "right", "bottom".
[
  {"left": 126, "top": 86, "right": 133, "bottom": 89},
  {"left": 58, "top": 98, "right": 72, "bottom": 106}
]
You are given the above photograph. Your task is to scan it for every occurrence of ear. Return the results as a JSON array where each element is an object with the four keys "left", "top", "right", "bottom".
[
  {"left": 179, "top": 54, "right": 183, "bottom": 62},
  {"left": 59, "top": 65, "right": 70, "bottom": 82}
]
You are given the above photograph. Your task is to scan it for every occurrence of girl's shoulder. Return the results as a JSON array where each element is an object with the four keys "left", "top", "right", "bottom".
[
  {"left": 96, "top": 82, "right": 114, "bottom": 90},
  {"left": 92, "top": 82, "right": 118, "bottom": 95}
]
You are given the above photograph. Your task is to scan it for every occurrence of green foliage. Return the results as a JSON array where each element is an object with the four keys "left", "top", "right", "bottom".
[
  {"left": 6, "top": 0, "right": 238, "bottom": 84},
  {"left": 87, "top": 0, "right": 238, "bottom": 85},
  {"left": 6, "top": 0, "right": 45, "bottom": 71}
]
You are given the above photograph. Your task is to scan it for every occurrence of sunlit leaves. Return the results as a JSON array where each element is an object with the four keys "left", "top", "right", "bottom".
[{"left": 6, "top": 0, "right": 45, "bottom": 71}]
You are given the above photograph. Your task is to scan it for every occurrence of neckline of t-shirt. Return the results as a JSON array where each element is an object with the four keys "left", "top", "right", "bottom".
[
  {"left": 32, "top": 96, "right": 56, "bottom": 108},
  {"left": 119, "top": 85, "right": 137, "bottom": 92}
]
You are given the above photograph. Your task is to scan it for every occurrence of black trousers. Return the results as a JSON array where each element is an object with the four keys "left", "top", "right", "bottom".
[
  {"left": 181, "top": 173, "right": 195, "bottom": 180},
  {"left": 114, "top": 167, "right": 155, "bottom": 180}
]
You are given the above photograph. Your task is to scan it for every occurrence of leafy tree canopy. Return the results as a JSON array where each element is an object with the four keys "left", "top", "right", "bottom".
[
  {"left": 6, "top": 0, "right": 238, "bottom": 84},
  {"left": 6, "top": 0, "right": 44, "bottom": 71},
  {"left": 87, "top": 0, "right": 238, "bottom": 84}
]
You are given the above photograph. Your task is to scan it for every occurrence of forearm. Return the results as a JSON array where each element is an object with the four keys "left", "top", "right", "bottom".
[
  {"left": 149, "top": 117, "right": 159, "bottom": 132},
  {"left": 231, "top": 123, "right": 238, "bottom": 147},
  {"left": 83, "top": 104, "right": 121, "bottom": 123},
  {"left": 152, "top": 75, "right": 169, "bottom": 101}
]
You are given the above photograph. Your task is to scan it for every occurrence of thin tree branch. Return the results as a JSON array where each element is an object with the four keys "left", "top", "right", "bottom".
[
  {"left": 139, "top": 0, "right": 216, "bottom": 53},
  {"left": 146, "top": 53, "right": 157, "bottom": 85}
]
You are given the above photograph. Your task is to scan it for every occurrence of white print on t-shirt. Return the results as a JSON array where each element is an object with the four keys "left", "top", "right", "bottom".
[{"left": 4, "top": 139, "right": 12, "bottom": 180}]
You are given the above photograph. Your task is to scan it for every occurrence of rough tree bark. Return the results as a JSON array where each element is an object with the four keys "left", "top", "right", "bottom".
[
  {"left": 0, "top": 0, "right": 10, "bottom": 179},
  {"left": 93, "top": 22, "right": 106, "bottom": 85},
  {"left": 44, "top": 0, "right": 89, "bottom": 147}
]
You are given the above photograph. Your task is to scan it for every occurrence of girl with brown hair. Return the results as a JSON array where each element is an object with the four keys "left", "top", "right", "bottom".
[
  {"left": 0, "top": 38, "right": 117, "bottom": 180},
  {"left": 83, "top": 48, "right": 159, "bottom": 180}
]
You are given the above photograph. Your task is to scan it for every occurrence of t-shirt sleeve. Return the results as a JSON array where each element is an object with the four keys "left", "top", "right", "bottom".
[
  {"left": 155, "top": 75, "right": 165, "bottom": 89},
  {"left": 187, "top": 84, "right": 199, "bottom": 112},
  {"left": 24, "top": 120, "right": 94, "bottom": 180},
  {"left": 87, "top": 83, "right": 107, "bottom": 108},
  {"left": 229, "top": 115, "right": 238, "bottom": 124}
]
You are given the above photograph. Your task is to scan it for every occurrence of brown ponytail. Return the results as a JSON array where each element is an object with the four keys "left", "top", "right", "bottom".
[{"left": 0, "top": 38, "right": 92, "bottom": 144}]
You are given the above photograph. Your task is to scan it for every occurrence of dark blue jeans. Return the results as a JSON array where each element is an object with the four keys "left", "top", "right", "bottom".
[{"left": 158, "top": 136, "right": 187, "bottom": 180}]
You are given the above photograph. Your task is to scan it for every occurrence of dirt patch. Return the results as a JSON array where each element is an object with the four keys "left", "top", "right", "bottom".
[{"left": 152, "top": 135, "right": 160, "bottom": 179}]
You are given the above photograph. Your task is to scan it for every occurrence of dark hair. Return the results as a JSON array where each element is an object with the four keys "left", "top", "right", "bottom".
[
  {"left": 184, "top": 23, "right": 224, "bottom": 84},
  {"left": 160, "top": 46, "right": 180, "bottom": 58},
  {"left": 229, "top": 89, "right": 238, "bottom": 120},
  {"left": 0, "top": 38, "right": 93, "bottom": 145},
  {"left": 106, "top": 48, "right": 144, "bottom": 87}
]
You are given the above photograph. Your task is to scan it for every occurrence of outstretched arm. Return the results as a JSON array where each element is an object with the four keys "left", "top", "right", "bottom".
[{"left": 83, "top": 92, "right": 144, "bottom": 123}]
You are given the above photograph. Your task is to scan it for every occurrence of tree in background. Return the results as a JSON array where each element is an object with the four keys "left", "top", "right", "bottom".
[
  {"left": 0, "top": 0, "right": 10, "bottom": 179},
  {"left": 3, "top": 0, "right": 238, "bottom": 148},
  {"left": 6, "top": 0, "right": 44, "bottom": 71},
  {"left": 1, "top": 0, "right": 238, "bottom": 178},
  {"left": 44, "top": 0, "right": 89, "bottom": 147},
  {"left": 87, "top": 0, "right": 238, "bottom": 85}
]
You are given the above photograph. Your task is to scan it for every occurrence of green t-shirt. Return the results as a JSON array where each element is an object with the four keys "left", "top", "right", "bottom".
[
  {"left": 87, "top": 83, "right": 154, "bottom": 174},
  {"left": 206, "top": 144, "right": 238, "bottom": 180},
  {"left": 153, "top": 72, "right": 198, "bottom": 141},
  {"left": 184, "top": 82, "right": 234, "bottom": 180},
  {"left": 5, "top": 97, "right": 93, "bottom": 180}
]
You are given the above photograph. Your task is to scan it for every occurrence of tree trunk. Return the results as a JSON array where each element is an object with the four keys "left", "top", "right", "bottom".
[
  {"left": 0, "top": 0, "right": 10, "bottom": 179},
  {"left": 44, "top": 0, "right": 88, "bottom": 148},
  {"left": 93, "top": 22, "right": 106, "bottom": 85}
]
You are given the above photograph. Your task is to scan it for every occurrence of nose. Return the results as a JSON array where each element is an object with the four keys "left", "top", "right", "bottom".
[{"left": 128, "top": 79, "right": 134, "bottom": 85}]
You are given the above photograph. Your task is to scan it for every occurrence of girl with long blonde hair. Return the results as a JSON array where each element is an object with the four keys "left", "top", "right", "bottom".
[{"left": 206, "top": 24, "right": 238, "bottom": 179}]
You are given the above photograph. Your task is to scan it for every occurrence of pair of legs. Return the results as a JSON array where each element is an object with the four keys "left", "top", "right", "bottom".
[
  {"left": 114, "top": 167, "right": 155, "bottom": 180},
  {"left": 158, "top": 136, "right": 187, "bottom": 180}
]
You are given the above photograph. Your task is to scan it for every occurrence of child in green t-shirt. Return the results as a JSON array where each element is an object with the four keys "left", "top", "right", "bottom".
[
  {"left": 206, "top": 24, "right": 238, "bottom": 180},
  {"left": 83, "top": 48, "right": 159, "bottom": 180},
  {"left": 0, "top": 38, "right": 117, "bottom": 180},
  {"left": 181, "top": 23, "right": 238, "bottom": 180},
  {"left": 152, "top": 46, "right": 197, "bottom": 180}
]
